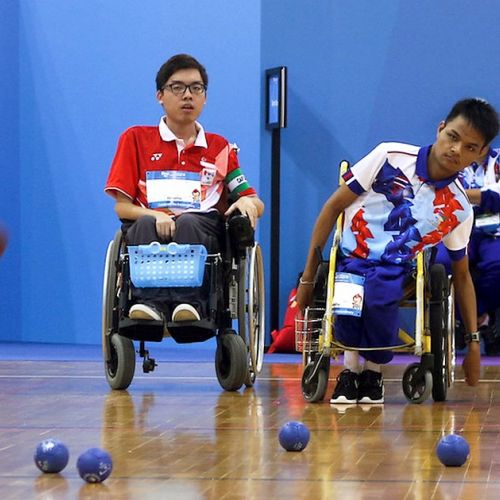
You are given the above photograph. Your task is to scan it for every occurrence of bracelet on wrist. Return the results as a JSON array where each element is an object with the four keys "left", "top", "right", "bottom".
[
  {"left": 299, "top": 277, "right": 314, "bottom": 286},
  {"left": 464, "top": 331, "right": 480, "bottom": 343}
]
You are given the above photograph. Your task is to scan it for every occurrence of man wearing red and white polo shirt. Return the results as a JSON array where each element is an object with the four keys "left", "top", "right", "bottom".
[{"left": 105, "top": 54, "right": 263, "bottom": 325}]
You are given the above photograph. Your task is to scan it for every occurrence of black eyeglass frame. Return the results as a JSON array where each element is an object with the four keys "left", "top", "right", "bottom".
[{"left": 161, "top": 82, "right": 207, "bottom": 96}]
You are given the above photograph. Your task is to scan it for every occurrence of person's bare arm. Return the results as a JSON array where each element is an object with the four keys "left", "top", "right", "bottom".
[
  {"left": 466, "top": 188, "right": 481, "bottom": 205},
  {"left": 225, "top": 195, "right": 264, "bottom": 229},
  {"left": 114, "top": 192, "right": 176, "bottom": 239},
  {"left": 296, "top": 184, "right": 359, "bottom": 311},
  {"left": 451, "top": 255, "right": 481, "bottom": 386}
]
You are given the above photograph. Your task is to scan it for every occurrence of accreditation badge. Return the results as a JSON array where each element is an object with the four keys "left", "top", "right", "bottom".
[
  {"left": 146, "top": 170, "right": 201, "bottom": 210},
  {"left": 332, "top": 272, "right": 365, "bottom": 317}
]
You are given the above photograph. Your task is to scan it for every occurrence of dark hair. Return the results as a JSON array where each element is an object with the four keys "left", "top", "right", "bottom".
[
  {"left": 445, "top": 98, "right": 499, "bottom": 146},
  {"left": 155, "top": 54, "right": 208, "bottom": 91}
]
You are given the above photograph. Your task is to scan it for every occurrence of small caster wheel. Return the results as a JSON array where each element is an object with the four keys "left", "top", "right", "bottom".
[{"left": 402, "top": 362, "right": 433, "bottom": 404}]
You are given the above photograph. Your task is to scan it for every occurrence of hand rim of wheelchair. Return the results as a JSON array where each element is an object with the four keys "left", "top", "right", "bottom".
[{"left": 237, "top": 243, "right": 265, "bottom": 387}]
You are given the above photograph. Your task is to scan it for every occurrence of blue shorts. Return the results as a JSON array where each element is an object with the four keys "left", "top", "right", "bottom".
[{"left": 334, "top": 257, "right": 409, "bottom": 364}]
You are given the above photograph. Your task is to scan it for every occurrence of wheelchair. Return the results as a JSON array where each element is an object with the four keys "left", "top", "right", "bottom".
[
  {"left": 102, "top": 214, "right": 265, "bottom": 392},
  {"left": 295, "top": 161, "right": 456, "bottom": 404}
]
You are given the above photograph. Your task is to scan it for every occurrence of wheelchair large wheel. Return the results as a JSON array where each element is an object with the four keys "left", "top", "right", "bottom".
[
  {"left": 402, "top": 362, "right": 433, "bottom": 404},
  {"left": 237, "top": 244, "right": 265, "bottom": 386},
  {"left": 105, "top": 334, "right": 136, "bottom": 390},
  {"left": 102, "top": 231, "right": 136, "bottom": 390},
  {"left": 429, "top": 264, "right": 451, "bottom": 402},
  {"left": 102, "top": 231, "right": 124, "bottom": 359},
  {"left": 302, "top": 357, "right": 330, "bottom": 403},
  {"left": 215, "top": 331, "right": 248, "bottom": 391}
]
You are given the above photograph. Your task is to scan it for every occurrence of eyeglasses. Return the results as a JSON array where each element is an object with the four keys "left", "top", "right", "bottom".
[{"left": 162, "top": 82, "right": 207, "bottom": 96}]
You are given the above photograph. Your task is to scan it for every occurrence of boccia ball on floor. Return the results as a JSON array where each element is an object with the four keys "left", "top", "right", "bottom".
[
  {"left": 436, "top": 434, "right": 470, "bottom": 467},
  {"left": 34, "top": 439, "right": 70, "bottom": 473},
  {"left": 76, "top": 447, "right": 113, "bottom": 483},
  {"left": 278, "top": 421, "right": 310, "bottom": 452}
]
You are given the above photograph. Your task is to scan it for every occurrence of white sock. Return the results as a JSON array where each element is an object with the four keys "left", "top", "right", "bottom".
[
  {"left": 364, "top": 360, "right": 381, "bottom": 373},
  {"left": 344, "top": 351, "right": 361, "bottom": 373}
]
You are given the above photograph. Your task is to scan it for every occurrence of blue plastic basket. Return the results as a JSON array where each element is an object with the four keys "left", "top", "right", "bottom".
[{"left": 128, "top": 242, "right": 208, "bottom": 288}]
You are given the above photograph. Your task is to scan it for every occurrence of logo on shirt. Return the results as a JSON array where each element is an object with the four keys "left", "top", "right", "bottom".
[{"left": 151, "top": 153, "right": 163, "bottom": 161}]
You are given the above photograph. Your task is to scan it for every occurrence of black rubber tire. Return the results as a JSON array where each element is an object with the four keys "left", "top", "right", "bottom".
[
  {"left": 429, "top": 264, "right": 449, "bottom": 402},
  {"left": 105, "top": 334, "right": 136, "bottom": 390},
  {"left": 102, "top": 232, "right": 122, "bottom": 360},
  {"left": 215, "top": 332, "right": 248, "bottom": 391},
  {"left": 302, "top": 360, "right": 329, "bottom": 403},
  {"left": 402, "top": 362, "right": 433, "bottom": 404}
]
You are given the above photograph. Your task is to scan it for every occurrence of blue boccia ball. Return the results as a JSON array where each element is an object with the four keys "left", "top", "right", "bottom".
[
  {"left": 34, "top": 438, "right": 70, "bottom": 473},
  {"left": 436, "top": 434, "right": 470, "bottom": 467},
  {"left": 76, "top": 447, "right": 113, "bottom": 483},
  {"left": 278, "top": 421, "right": 310, "bottom": 452}
]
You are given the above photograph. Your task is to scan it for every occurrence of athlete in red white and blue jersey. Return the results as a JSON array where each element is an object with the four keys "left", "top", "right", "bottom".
[
  {"left": 297, "top": 98, "right": 499, "bottom": 399},
  {"left": 341, "top": 142, "right": 473, "bottom": 265}
]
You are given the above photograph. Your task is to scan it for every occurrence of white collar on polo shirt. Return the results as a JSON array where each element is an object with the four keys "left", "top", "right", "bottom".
[{"left": 158, "top": 116, "right": 208, "bottom": 150}]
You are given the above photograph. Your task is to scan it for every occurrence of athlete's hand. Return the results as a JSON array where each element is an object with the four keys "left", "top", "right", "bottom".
[
  {"left": 154, "top": 212, "right": 176, "bottom": 240},
  {"left": 462, "top": 340, "right": 481, "bottom": 386},
  {"left": 295, "top": 282, "right": 314, "bottom": 313},
  {"left": 225, "top": 197, "right": 259, "bottom": 229}
]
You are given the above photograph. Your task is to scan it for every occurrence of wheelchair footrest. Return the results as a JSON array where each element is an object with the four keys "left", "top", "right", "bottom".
[
  {"left": 118, "top": 318, "right": 164, "bottom": 342},
  {"left": 167, "top": 321, "right": 216, "bottom": 344}
]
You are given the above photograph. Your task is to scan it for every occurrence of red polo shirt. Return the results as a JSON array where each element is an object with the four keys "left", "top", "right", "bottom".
[{"left": 105, "top": 118, "right": 256, "bottom": 215}]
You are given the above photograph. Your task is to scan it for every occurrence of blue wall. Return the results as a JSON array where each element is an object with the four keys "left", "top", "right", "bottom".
[
  {"left": 5, "top": 0, "right": 261, "bottom": 344},
  {"left": 3, "top": 0, "right": 500, "bottom": 345},
  {"left": 262, "top": 0, "right": 500, "bottom": 322},
  {"left": 0, "top": 0, "right": 20, "bottom": 340}
]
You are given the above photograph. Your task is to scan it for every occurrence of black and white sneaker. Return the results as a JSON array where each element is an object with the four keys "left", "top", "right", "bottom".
[
  {"left": 330, "top": 369, "right": 359, "bottom": 404},
  {"left": 358, "top": 369, "right": 384, "bottom": 403}
]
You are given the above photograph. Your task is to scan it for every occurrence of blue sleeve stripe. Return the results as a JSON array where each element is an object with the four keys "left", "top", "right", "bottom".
[
  {"left": 344, "top": 178, "right": 365, "bottom": 195},
  {"left": 448, "top": 248, "right": 466, "bottom": 261}
]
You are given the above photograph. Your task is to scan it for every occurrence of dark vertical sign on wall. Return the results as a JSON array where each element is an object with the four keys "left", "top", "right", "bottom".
[{"left": 265, "top": 66, "right": 287, "bottom": 332}]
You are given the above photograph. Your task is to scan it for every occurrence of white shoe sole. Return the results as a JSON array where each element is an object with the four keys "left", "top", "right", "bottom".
[
  {"left": 172, "top": 303, "right": 201, "bottom": 322},
  {"left": 358, "top": 397, "right": 384, "bottom": 404},
  {"left": 329, "top": 396, "right": 357, "bottom": 404},
  {"left": 129, "top": 304, "right": 162, "bottom": 321}
]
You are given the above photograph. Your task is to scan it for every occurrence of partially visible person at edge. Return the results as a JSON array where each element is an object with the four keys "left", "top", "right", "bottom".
[{"left": 435, "top": 146, "right": 500, "bottom": 354}]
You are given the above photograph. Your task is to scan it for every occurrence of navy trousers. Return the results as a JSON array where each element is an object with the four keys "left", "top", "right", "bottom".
[{"left": 334, "top": 257, "right": 409, "bottom": 364}]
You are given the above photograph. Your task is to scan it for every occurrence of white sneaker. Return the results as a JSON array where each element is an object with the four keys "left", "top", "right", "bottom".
[
  {"left": 129, "top": 303, "right": 162, "bottom": 321},
  {"left": 172, "top": 303, "right": 201, "bottom": 322}
]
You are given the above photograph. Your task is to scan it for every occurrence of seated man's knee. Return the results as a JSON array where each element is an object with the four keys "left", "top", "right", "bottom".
[{"left": 124, "top": 215, "right": 158, "bottom": 245}]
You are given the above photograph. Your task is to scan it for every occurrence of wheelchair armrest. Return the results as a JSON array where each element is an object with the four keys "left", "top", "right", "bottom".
[{"left": 228, "top": 212, "right": 255, "bottom": 250}]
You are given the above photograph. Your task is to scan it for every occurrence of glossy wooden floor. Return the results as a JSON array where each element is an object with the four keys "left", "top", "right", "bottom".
[{"left": 2, "top": 348, "right": 500, "bottom": 499}]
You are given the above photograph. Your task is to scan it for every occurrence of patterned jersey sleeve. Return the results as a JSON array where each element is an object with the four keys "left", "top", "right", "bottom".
[
  {"left": 441, "top": 211, "right": 473, "bottom": 260},
  {"left": 225, "top": 146, "right": 257, "bottom": 200},
  {"left": 342, "top": 143, "right": 390, "bottom": 195}
]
